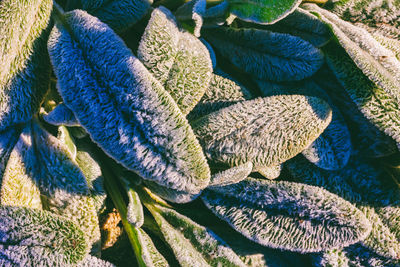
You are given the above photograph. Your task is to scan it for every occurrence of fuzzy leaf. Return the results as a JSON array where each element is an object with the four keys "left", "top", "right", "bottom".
[
  {"left": 253, "top": 164, "right": 282, "bottom": 180},
  {"left": 146, "top": 203, "right": 246, "bottom": 267},
  {"left": 0, "top": 126, "right": 23, "bottom": 177},
  {"left": 203, "top": 27, "right": 324, "bottom": 82},
  {"left": 136, "top": 227, "right": 170, "bottom": 267},
  {"left": 0, "top": 206, "right": 88, "bottom": 265},
  {"left": 323, "top": 42, "right": 400, "bottom": 149},
  {"left": 202, "top": 177, "right": 371, "bottom": 253},
  {"left": 48, "top": 10, "right": 211, "bottom": 193},
  {"left": 144, "top": 179, "right": 202, "bottom": 203},
  {"left": 0, "top": 0, "right": 52, "bottom": 130},
  {"left": 43, "top": 103, "right": 80, "bottom": 127},
  {"left": 138, "top": 7, "right": 213, "bottom": 114},
  {"left": 209, "top": 162, "right": 253, "bottom": 187},
  {"left": 78, "top": 255, "right": 115, "bottom": 267},
  {"left": 228, "top": 0, "right": 301, "bottom": 25},
  {"left": 303, "top": 3, "right": 400, "bottom": 106},
  {"left": 192, "top": 95, "right": 332, "bottom": 167},
  {"left": 188, "top": 68, "right": 253, "bottom": 120},
  {"left": 66, "top": 0, "right": 151, "bottom": 32},
  {"left": 126, "top": 186, "right": 144, "bottom": 227}
]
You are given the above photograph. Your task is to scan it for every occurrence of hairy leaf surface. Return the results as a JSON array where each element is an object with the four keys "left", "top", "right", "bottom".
[
  {"left": 48, "top": 10, "right": 210, "bottom": 193},
  {"left": 192, "top": 95, "right": 332, "bottom": 167},
  {"left": 253, "top": 164, "right": 282, "bottom": 180},
  {"left": 0, "top": 0, "right": 52, "bottom": 130},
  {"left": 203, "top": 27, "right": 324, "bottom": 81},
  {"left": 202, "top": 177, "right": 371, "bottom": 252},
  {"left": 136, "top": 227, "right": 170, "bottom": 267},
  {"left": 209, "top": 162, "right": 253, "bottom": 187},
  {"left": 43, "top": 103, "right": 80, "bottom": 127}
]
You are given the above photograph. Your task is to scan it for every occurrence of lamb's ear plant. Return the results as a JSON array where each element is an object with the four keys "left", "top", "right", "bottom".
[{"left": 1, "top": 0, "right": 400, "bottom": 266}]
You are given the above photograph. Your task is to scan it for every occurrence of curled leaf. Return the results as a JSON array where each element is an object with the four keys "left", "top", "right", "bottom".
[
  {"left": 253, "top": 164, "right": 282, "bottom": 179},
  {"left": 203, "top": 27, "right": 324, "bottom": 81},
  {"left": 43, "top": 103, "right": 80, "bottom": 127},
  {"left": 48, "top": 9, "right": 210, "bottom": 193},
  {"left": 202, "top": 177, "right": 371, "bottom": 253},
  {"left": 209, "top": 162, "right": 253, "bottom": 187}
]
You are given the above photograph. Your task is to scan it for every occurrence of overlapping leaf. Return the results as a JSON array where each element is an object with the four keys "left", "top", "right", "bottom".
[
  {"left": 202, "top": 177, "right": 371, "bottom": 252},
  {"left": 192, "top": 95, "right": 332, "bottom": 167},
  {"left": 66, "top": 0, "right": 152, "bottom": 32},
  {"left": 253, "top": 164, "right": 282, "bottom": 179},
  {"left": 203, "top": 27, "right": 324, "bottom": 82},
  {"left": 209, "top": 162, "right": 253, "bottom": 187},
  {"left": 135, "top": 227, "right": 169, "bottom": 267},
  {"left": 0, "top": 0, "right": 52, "bottom": 130},
  {"left": 0, "top": 206, "right": 88, "bottom": 266},
  {"left": 227, "top": 0, "right": 301, "bottom": 25},
  {"left": 43, "top": 103, "right": 80, "bottom": 126},
  {"left": 48, "top": 9, "right": 211, "bottom": 194},
  {"left": 138, "top": 7, "right": 213, "bottom": 115}
]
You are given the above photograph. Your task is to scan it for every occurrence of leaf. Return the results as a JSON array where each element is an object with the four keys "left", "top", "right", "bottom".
[
  {"left": 322, "top": 41, "right": 400, "bottom": 149},
  {"left": 209, "top": 162, "right": 253, "bottom": 187},
  {"left": 0, "top": 206, "right": 88, "bottom": 265},
  {"left": 77, "top": 255, "right": 116, "bottom": 267},
  {"left": 66, "top": 0, "right": 152, "bottom": 32},
  {"left": 144, "top": 180, "right": 202, "bottom": 203},
  {"left": 192, "top": 95, "right": 332, "bottom": 167},
  {"left": 228, "top": 0, "right": 301, "bottom": 25},
  {"left": 253, "top": 164, "right": 282, "bottom": 180},
  {"left": 0, "top": 0, "right": 52, "bottom": 130},
  {"left": 136, "top": 227, "right": 170, "bottom": 267},
  {"left": 48, "top": 9, "right": 211, "bottom": 194},
  {"left": 188, "top": 68, "right": 253, "bottom": 120},
  {"left": 303, "top": 3, "right": 400, "bottom": 106},
  {"left": 201, "top": 177, "right": 371, "bottom": 253},
  {"left": 0, "top": 126, "right": 23, "bottom": 177},
  {"left": 43, "top": 103, "right": 80, "bottom": 127},
  {"left": 145, "top": 202, "right": 246, "bottom": 267},
  {"left": 138, "top": 7, "right": 213, "bottom": 114},
  {"left": 125, "top": 183, "right": 144, "bottom": 227},
  {"left": 203, "top": 27, "right": 324, "bottom": 82}
]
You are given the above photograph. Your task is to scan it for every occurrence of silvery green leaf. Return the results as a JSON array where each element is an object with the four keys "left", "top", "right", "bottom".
[
  {"left": 287, "top": 156, "right": 400, "bottom": 259},
  {"left": 192, "top": 95, "right": 332, "bottom": 167},
  {"left": 202, "top": 177, "right": 371, "bottom": 253},
  {"left": 203, "top": 27, "right": 324, "bottom": 82},
  {"left": 303, "top": 3, "right": 400, "bottom": 106},
  {"left": 43, "top": 103, "right": 80, "bottom": 127},
  {"left": 0, "top": 206, "right": 88, "bottom": 265},
  {"left": 254, "top": 79, "right": 352, "bottom": 170},
  {"left": 322, "top": 42, "right": 400, "bottom": 149},
  {"left": 253, "top": 164, "right": 282, "bottom": 180},
  {"left": 66, "top": 0, "right": 151, "bottom": 32},
  {"left": 146, "top": 203, "right": 246, "bottom": 266},
  {"left": 228, "top": 0, "right": 301, "bottom": 25},
  {"left": 138, "top": 7, "right": 213, "bottom": 114},
  {"left": 48, "top": 10, "right": 211, "bottom": 193},
  {"left": 369, "top": 29, "right": 400, "bottom": 60},
  {"left": 144, "top": 180, "right": 201, "bottom": 203},
  {"left": 126, "top": 185, "right": 144, "bottom": 227},
  {"left": 188, "top": 68, "right": 253, "bottom": 120},
  {"left": 263, "top": 7, "right": 332, "bottom": 47},
  {"left": 77, "top": 255, "right": 115, "bottom": 267},
  {"left": 209, "top": 162, "right": 253, "bottom": 187},
  {"left": 312, "top": 67, "right": 398, "bottom": 157},
  {"left": 0, "top": 0, "right": 52, "bottom": 130},
  {"left": 136, "top": 227, "right": 170, "bottom": 267},
  {"left": 57, "top": 125, "right": 77, "bottom": 160}
]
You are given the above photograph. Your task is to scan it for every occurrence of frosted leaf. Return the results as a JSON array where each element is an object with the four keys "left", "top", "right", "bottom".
[
  {"left": 263, "top": 7, "right": 332, "bottom": 47},
  {"left": 0, "top": 126, "right": 23, "bottom": 178},
  {"left": 43, "top": 103, "right": 80, "bottom": 127},
  {"left": 254, "top": 80, "right": 352, "bottom": 170},
  {"left": 228, "top": 0, "right": 301, "bottom": 25},
  {"left": 200, "top": 38, "right": 217, "bottom": 69},
  {"left": 136, "top": 228, "right": 170, "bottom": 267},
  {"left": 77, "top": 255, "right": 115, "bottom": 267},
  {"left": 303, "top": 3, "right": 400, "bottom": 106},
  {"left": 253, "top": 164, "right": 282, "bottom": 180},
  {"left": 202, "top": 177, "right": 371, "bottom": 252},
  {"left": 312, "top": 67, "right": 398, "bottom": 157},
  {"left": 192, "top": 95, "right": 332, "bottom": 167},
  {"left": 209, "top": 162, "right": 253, "bottom": 187},
  {"left": 66, "top": 0, "right": 151, "bottom": 32},
  {"left": 0, "top": 0, "right": 52, "bottom": 130},
  {"left": 138, "top": 7, "right": 213, "bottom": 114},
  {"left": 323, "top": 42, "right": 400, "bottom": 149},
  {"left": 57, "top": 125, "right": 77, "bottom": 160},
  {"left": 147, "top": 203, "right": 246, "bottom": 266},
  {"left": 144, "top": 180, "right": 201, "bottom": 203},
  {"left": 48, "top": 10, "right": 211, "bottom": 193},
  {"left": 203, "top": 27, "right": 324, "bottom": 82},
  {"left": 126, "top": 185, "right": 144, "bottom": 227},
  {"left": 188, "top": 68, "right": 253, "bottom": 120},
  {"left": 0, "top": 206, "right": 88, "bottom": 265},
  {"left": 287, "top": 156, "right": 400, "bottom": 259}
]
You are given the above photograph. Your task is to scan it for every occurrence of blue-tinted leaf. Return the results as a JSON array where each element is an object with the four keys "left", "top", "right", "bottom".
[
  {"left": 192, "top": 95, "right": 332, "bottom": 167},
  {"left": 0, "top": 206, "right": 88, "bottom": 265},
  {"left": 48, "top": 10, "right": 210, "bottom": 194},
  {"left": 66, "top": 0, "right": 152, "bottom": 32},
  {"left": 203, "top": 27, "right": 324, "bottom": 81},
  {"left": 0, "top": 0, "right": 52, "bottom": 130},
  {"left": 202, "top": 177, "right": 371, "bottom": 252},
  {"left": 228, "top": 0, "right": 301, "bottom": 25},
  {"left": 138, "top": 7, "right": 213, "bottom": 114},
  {"left": 43, "top": 103, "right": 80, "bottom": 127},
  {"left": 0, "top": 126, "right": 23, "bottom": 177}
]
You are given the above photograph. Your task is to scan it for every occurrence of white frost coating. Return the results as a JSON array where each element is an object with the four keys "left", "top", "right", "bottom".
[
  {"left": 144, "top": 180, "right": 201, "bottom": 203},
  {"left": 126, "top": 187, "right": 144, "bottom": 227},
  {"left": 209, "top": 162, "right": 253, "bottom": 187},
  {"left": 136, "top": 228, "right": 170, "bottom": 267},
  {"left": 43, "top": 103, "right": 80, "bottom": 127},
  {"left": 253, "top": 164, "right": 282, "bottom": 180}
]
